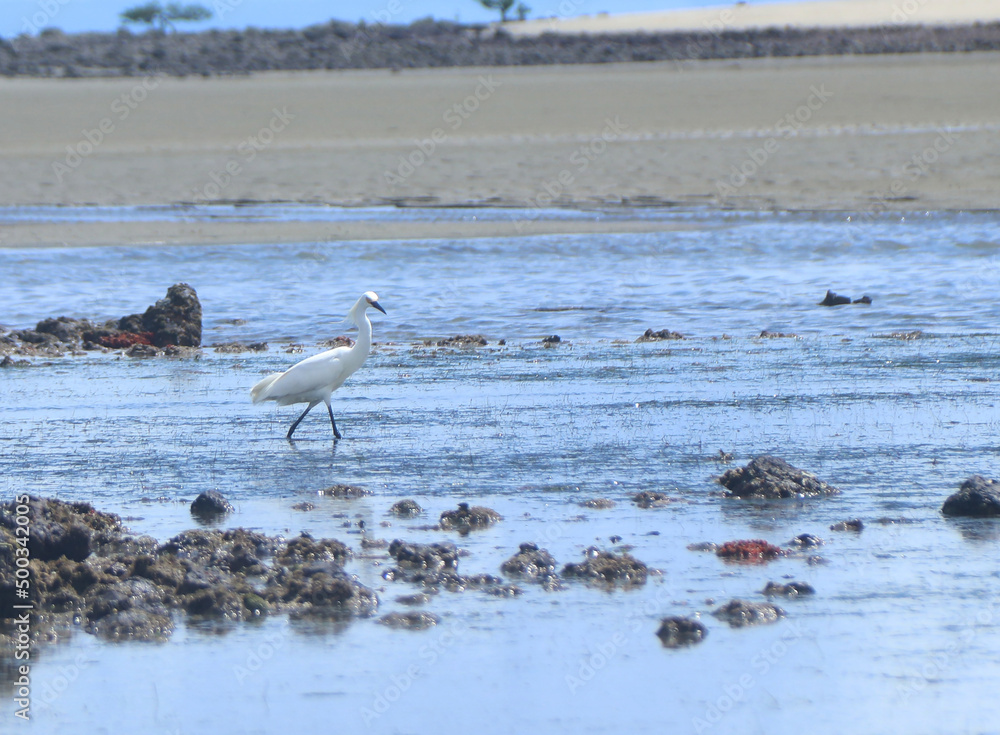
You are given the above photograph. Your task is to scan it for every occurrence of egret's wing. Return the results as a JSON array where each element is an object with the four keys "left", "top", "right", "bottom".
[{"left": 252, "top": 348, "right": 349, "bottom": 406}]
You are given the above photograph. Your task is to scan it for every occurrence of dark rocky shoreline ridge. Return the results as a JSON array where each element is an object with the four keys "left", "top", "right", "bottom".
[{"left": 2, "top": 21, "right": 999, "bottom": 78}]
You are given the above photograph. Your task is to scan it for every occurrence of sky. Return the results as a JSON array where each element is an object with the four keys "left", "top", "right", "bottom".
[{"left": 1, "top": 0, "right": 801, "bottom": 37}]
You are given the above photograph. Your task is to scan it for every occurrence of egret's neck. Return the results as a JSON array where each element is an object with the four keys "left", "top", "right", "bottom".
[{"left": 354, "top": 312, "right": 373, "bottom": 354}]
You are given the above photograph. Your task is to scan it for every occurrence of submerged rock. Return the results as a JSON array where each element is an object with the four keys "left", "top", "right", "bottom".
[
  {"left": 190, "top": 490, "right": 234, "bottom": 521},
  {"left": 762, "top": 581, "right": 815, "bottom": 597},
  {"left": 758, "top": 330, "right": 799, "bottom": 339},
  {"left": 389, "top": 499, "right": 423, "bottom": 518},
  {"left": 561, "top": 547, "right": 648, "bottom": 587},
  {"left": 830, "top": 518, "right": 864, "bottom": 532},
  {"left": 632, "top": 491, "right": 672, "bottom": 508},
  {"left": 438, "top": 503, "right": 501, "bottom": 531},
  {"left": 718, "top": 455, "right": 839, "bottom": 499},
  {"left": 941, "top": 476, "right": 1000, "bottom": 518},
  {"left": 712, "top": 599, "right": 785, "bottom": 628},
  {"left": 431, "top": 334, "right": 487, "bottom": 347},
  {"left": 318, "top": 484, "right": 372, "bottom": 499},
  {"left": 378, "top": 611, "right": 440, "bottom": 630},
  {"left": 636, "top": 328, "right": 683, "bottom": 342},
  {"left": 656, "top": 617, "right": 707, "bottom": 648},
  {"left": 580, "top": 498, "right": 615, "bottom": 509},
  {"left": 212, "top": 341, "right": 268, "bottom": 353}
]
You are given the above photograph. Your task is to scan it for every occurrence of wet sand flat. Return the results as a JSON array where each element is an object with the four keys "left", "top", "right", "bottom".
[{"left": 1, "top": 52, "right": 999, "bottom": 247}]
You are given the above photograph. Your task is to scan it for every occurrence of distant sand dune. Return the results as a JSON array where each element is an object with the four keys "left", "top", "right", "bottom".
[{"left": 507, "top": 0, "right": 1000, "bottom": 35}]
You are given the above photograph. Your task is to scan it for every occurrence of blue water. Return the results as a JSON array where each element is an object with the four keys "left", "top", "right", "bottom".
[{"left": 2, "top": 207, "right": 1000, "bottom": 735}]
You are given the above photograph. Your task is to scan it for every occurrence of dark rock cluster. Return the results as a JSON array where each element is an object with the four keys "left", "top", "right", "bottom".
[
  {"left": 0, "top": 283, "right": 202, "bottom": 358},
  {"left": 941, "top": 475, "right": 1000, "bottom": 517},
  {"left": 718, "top": 455, "right": 839, "bottom": 499},
  {"left": 438, "top": 502, "right": 502, "bottom": 532},
  {"left": 0, "top": 497, "right": 377, "bottom": 640},
  {"left": 561, "top": 547, "right": 648, "bottom": 587},
  {"left": 3, "top": 22, "right": 1000, "bottom": 77}
]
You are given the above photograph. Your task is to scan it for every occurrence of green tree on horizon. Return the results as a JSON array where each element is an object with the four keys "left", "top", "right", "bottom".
[
  {"left": 121, "top": 2, "right": 212, "bottom": 32},
  {"left": 476, "top": 0, "right": 515, "bottom": 23}
]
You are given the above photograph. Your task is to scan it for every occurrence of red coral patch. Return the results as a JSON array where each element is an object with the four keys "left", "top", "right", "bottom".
[
  {"left": 99, "top": 332, "right": 154, "bottom": 349},
  {"left": 716, "top": 539, "right": 783, "bottom": 563}
]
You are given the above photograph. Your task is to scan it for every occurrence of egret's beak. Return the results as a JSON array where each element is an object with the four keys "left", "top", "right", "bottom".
[{"left": 370, "top": 300, "right": 387, "bottom": 315}]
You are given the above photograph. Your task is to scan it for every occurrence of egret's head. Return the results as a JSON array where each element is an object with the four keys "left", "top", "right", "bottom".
[{"left": 364, "top": 291, "right": 387, "bottom": 315}]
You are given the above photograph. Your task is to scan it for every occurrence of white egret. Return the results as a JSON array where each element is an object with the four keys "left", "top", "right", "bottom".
[{"left": 250, "top": 291, "right": 386, "bottom": 440}]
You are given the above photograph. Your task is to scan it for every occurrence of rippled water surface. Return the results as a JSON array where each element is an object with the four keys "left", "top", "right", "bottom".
[{"left": 2, "top": 207, "right": 1000, "bottom": 735}]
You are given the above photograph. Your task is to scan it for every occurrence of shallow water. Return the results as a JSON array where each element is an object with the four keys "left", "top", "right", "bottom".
[{"left": 2, "top": 207, "right": 1000, "bottom": 734}]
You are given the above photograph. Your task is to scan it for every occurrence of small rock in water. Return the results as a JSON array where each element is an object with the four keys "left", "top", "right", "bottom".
[
  {"left": 853, "top": 295, "right": 872, "bottom": 304},
  {"left": 818, "top": 290, "right": 852, "bottom": 306},
  {"left": 438, "top": 502, "right": 501, "bottom": 531},
  {"left": 632, "top": 490, "right": 672, "bottom": 508},
  {"left": 389, "top": 499, "right": 423, "bottom": 518},
  {"left": 830, "top": 518, "right": 864, "bottom": 532},
  {"left": 432, "top": 334, "right": 487, "bottom": 347},
  {"left": 500, "top": 542, "right": 558, "bottom": 583},
  {"left": 712, "top": 599, "right": 785, "bottom": 628},
  {"left": 542, "top": 334, "right": 562, "bottom": 345},
  {"left": 636, "top": 328, "right": 683, "bottom": 342},
  {"left": 762, "top": 581, "right": 815, "bottom": 597},
  {"left": 718, "top": 455, "right": 839, "bottom": 499},
  {"left": 561, "top": 547, "right": 648, "bottom": 587},
  {"left": 656, "top": 616, "right": 707, "bottom": 648},
  {"left": 395, "top": 593, "right": 431, "bottom": 606},
  {"left": 758, "top": 330, "right": 799, "bottom": 339},
  {"left": 686, "top": 541, "right": 718, "bottom": 552},
  {"left": 378, "top": 611, "right": 440, "bottom": 630},
  {"left": 190, "top": 491, "right": 234, "bottom": 521},
  {"left": 790, "top": 533, "right": 823, "bottom": 548},
  {"left": 318, "top": 484, "right": 371, "bottom": 499},
  {"left": 941, "top": 475, "right": 1000, "bottom": 518},
  {"left": 387, "top": 540, "right": 458, "bottom": 571},
  {"left": 212, "top": 341, "right": 268, "bottom": 353},
  {"left": 580, "top": 498, "right": 615, "bottom": 509}
]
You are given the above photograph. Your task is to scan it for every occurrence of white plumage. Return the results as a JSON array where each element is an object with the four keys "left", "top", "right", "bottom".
[{"left": 251, "top": 291, "right": 386, "bottom": 440}]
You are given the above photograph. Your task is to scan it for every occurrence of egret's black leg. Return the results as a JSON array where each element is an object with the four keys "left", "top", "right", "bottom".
[
  {"left": 287, "top": 401, "right": 318, "bottom": 440},
  {"left": 326, "top": 402, "right": 343, "bottom": 440}
]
